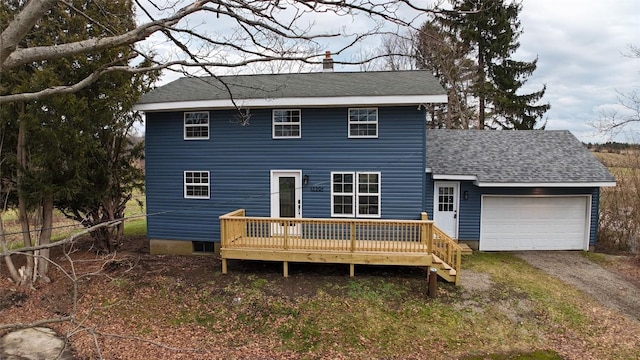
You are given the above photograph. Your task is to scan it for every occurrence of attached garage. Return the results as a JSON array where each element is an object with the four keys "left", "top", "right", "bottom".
[
  {"left": 427, "top": 130, "right": 617, "bottom": 251},
  {"left": 479, "top": 196, "right": 591, "bottom": 251}
]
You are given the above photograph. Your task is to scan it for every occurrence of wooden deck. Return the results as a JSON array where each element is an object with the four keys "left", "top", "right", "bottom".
[{"left": 220, "top": 209, "right": 463, "bottom": 284}]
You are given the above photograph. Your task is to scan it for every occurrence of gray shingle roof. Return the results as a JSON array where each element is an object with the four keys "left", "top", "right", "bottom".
[
  {"left": 138, "top": 70, "right": 446, "bottom": 104},
  {"left": 427, "top": 129, "right": 616, "bottom": 184}
]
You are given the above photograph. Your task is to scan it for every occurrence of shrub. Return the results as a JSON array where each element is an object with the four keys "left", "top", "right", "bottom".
[{"left": 598, "top": 153, "right": 640, "bottom": 254}]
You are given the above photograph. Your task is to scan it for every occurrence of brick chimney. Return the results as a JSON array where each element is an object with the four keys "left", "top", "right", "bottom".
[{"left": 322, "top": 51, "right": 334, "bottom": 72}]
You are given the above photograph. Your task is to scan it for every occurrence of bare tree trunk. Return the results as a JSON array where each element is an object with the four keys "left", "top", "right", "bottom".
[
  {"left": 0, "top": 212, "right": 21, "bottom": 283},
  {"left": 37, "top": 194, "right": 53, "bottom": 282},
  {"left": 17, "top": 104, "right": 33, "bottom": 285},
  {"left": 477, "top": 42, "right": 485, "bottom": 130},
  {"left": 105, "top": 200, "right": 116, "bottom": 252}
]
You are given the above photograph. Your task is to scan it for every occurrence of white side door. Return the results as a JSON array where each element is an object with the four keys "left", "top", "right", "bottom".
[
  {"left": 270, "top": 170, "right": 302, "bottom": 236},
  {"left": 433, "top": 181, "right": 459, "bottom": 238}
]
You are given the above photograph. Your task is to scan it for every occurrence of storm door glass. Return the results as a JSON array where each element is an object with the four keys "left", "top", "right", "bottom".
[{"left": 279, "top": 177, "right": 296, "bottom": 218}]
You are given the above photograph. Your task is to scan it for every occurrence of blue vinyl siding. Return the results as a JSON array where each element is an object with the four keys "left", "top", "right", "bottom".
[
  {"left": 425, "top": 176, "right": 601, "bottom": 245},
  {"left": 145, "top": 106, "right": 427, "bottom": 243}
]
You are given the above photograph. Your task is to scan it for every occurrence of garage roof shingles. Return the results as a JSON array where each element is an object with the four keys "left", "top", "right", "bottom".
[
  {"left": 137, "top": 70, "right": 446, "bottom": 104},
  {"left": 427, "top": 129, "right": 615, "bottom": 184}
]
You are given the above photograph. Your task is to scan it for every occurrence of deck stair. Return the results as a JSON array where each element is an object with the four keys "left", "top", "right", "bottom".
[
  {"left": 457, "top": 243, "right": 473, "bottom": 255},
  {"left": 220, "top": 210, "right": 463, "bottom": 285}
]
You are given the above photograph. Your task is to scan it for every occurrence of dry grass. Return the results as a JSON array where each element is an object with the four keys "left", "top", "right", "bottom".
[
  {"left": 3, "top": 249, "right": 638, "bottom": 359},
  {"left": 1, "top": 190, "right": 146, "bottom": 248},
  {"left": 595, "top": 151, "right": 640, "bottom": 254}
]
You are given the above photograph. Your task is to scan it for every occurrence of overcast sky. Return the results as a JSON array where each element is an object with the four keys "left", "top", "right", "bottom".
[
  {"left": 148, "top": 1, "right": 639, "bottom": 143},
  {"left": 514, "top": 0, "right": 640, "bottom": 143}
]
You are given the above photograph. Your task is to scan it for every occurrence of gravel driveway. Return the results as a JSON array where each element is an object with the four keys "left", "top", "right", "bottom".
[{"left": 515, "top": 251, "right": 640, "bottom": 322}]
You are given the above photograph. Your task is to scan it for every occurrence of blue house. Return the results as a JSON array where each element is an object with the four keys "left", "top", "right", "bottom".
[{"left": 135, "top": 66, "right": 615, "bottom": 259}]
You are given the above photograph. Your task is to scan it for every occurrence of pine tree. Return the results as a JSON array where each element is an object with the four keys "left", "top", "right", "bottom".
[{"left": 417, "top": 0, "right": 549, "bottom": 129}]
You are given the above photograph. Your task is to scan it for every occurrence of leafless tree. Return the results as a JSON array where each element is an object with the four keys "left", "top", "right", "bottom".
[
  {"left": 1, "top": 0, "right": 441, "bottom": 104},
  {"left": 352, "top": 31, "right": 417, "bottom": 72},
  {"left": 415, "top": 20, "right": 476, "bottom": 129},
  {"left": 594, "top": 45, "right": 640, "bottom": 136}
]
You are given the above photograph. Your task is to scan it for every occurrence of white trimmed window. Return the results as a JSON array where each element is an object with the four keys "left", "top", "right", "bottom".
[
  {"left": 331, "top": 172, "right": 381, "bottom": 217},
  {"left": 184, "top": 112, "right": 209, "bottom": 140},
  {"left": 348, "top": 108, "right": 378, "bottom": 138},
  {"left": 331, "top": 172, "right": 355, "bottom": 217},
  {"left": 273, "top": 109, "right": 301, "bottom": 138},
  {"left": 357, "top": 173, "right": 380, "bottom": 217},
  {"left": 184, "top": 171, "right": 210, "bottom": 199}
]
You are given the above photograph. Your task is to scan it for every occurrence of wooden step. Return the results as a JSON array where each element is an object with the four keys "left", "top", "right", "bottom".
[{"left": 457, "top": 243, "right": 473, "bottom": 255}]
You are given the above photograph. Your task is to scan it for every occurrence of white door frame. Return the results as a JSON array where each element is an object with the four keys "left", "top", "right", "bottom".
[
  {"left": 433, "top": 181, "right": 460, "bottom": 239},
  {"left": 270, "top": 170, "right": 302, "bottom": 236}
]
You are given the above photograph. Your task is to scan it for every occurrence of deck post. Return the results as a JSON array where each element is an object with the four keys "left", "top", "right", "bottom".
[
  {"left": 455, "top": 248, "right": 462, "bottom": 286},
  {"left": 222, "top": 258, "right": 227, "bottom": 274},
  {"left": 283, "top": 261, "right": 289, "bottom": 278},
  {"left": 421, "top": 212, "right": 433, "bottom": 254},
  {"left": 284, "top": 220, "right": 289, "bottom": 250},
  {"left": 350, "top": 221, "right": 356, "bottom": 252},
  {"left": 428, "top": 267, "right": 438, "bottom": 298},
  {"left": 220, "top": 218, "right": 226, "bottom": 248},
  {"left": 420, "top": 212, "right": 428, "bottom": 247},
  {"left": 349, "top": 263, "right": 355, "bottom": 277}
]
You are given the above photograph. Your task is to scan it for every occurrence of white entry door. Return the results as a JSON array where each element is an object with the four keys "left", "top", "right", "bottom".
[
  {"left": 270, "top": 170, "right": 302, "bottom": 236},
  {"left": 433, "top": 181, "right": 459, "bottom": 238}
]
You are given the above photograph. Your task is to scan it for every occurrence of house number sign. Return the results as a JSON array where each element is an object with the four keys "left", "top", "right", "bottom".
[{"left": 310, "top": 186, "right": 324, "bottom": 192}]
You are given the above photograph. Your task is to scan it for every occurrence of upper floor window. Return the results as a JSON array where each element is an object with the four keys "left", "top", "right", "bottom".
[
  {"left": 348, "top": 108, "right": 378, "bottom": 138},
  {"left": 184, "top": 171, "right": 210, "bottom": 199},
  {"left": 273, "top": 109, "right": 301, "bottom": 139},
  {"left": 184, "top": 112, "right": 209, "bottom": 140}
]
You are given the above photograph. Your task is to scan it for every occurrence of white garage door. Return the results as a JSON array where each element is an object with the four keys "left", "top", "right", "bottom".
[{"left": 480, "top": 196, "right": 590, "bottom": 251}]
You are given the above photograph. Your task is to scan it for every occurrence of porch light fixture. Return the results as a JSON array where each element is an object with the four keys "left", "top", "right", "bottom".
[
  {"left": 463, "top": 191, "right": 469, "bottom": 200},
  {"left": 303, "top": 175, "right": 309, "bottom": 185}
]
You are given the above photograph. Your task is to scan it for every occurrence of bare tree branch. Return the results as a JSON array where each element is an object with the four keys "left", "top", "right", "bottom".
[
  {"left": 0, "top": 0, "right": 57, "bottom": 66},
  {"left": 1, "top": 0, "right": 208, "bottom": 71},
  {"left": 594, "top": 46, "right": 640, "bottom": 135},
  {"left": 1, "top": 220, "right": 122, "bottom": 255},
  {"left": 1, "top": 0, "right": 443, "bottom": 104},
  {"left": 0, "top": 317, "right": 74, "bottom": 331}
]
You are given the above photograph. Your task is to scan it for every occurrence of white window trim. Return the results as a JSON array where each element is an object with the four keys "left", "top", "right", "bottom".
[
  {"left": 184, "top": 171, "right": 210, "bottom": 199},
  {"left": 331, "top": 171, "right": 355, "bottom": 218},
  {"left": 272, "top": 109, "right": 301, "bottom": 139},
  {"left": 183, "top": 111, "right": 210, "bottom": 140},
  {"left": 330, "top": 171, "right": 381, "bottom": 218},
  {"left": 356, "top": 172, "right": 381, "bottom": 218},
  {"left": 348, "top": 107, "right": 378, "bottom": 139}
]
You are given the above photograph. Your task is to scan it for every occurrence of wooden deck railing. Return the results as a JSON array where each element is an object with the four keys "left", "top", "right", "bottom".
[{"left": 219, "top": 209, "right": 462, "bottom": 280}]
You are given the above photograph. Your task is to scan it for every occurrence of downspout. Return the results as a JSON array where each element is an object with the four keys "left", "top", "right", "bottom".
[{"left": 422, "top": 108, "right": 427, "bottom": 214}]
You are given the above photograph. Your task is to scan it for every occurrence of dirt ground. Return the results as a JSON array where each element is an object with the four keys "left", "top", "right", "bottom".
[
  {"left": 515, "top": 251, "right": 640, "bottom": 322},
  {"left": 2, "top": 236, "right": 640, "bottom": 359}
]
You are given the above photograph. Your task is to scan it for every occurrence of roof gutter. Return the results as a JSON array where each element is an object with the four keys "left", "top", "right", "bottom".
[
  {"left": 134, "top": 94, "right": 448, "bottom": 112},
  {"left": 475, "top": 181, "right": 617, "bottom": 188},
  {"left": 428, "top": 171, "right": 616, "bottom": 188}
]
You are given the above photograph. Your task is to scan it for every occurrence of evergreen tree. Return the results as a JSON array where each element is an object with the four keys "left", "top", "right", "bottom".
[
  {"left": 417, "top": 0, "right": 549, "bottom": 129},
  {"left": 0, "top": 0, "right": 155, "bottom": 283}
]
